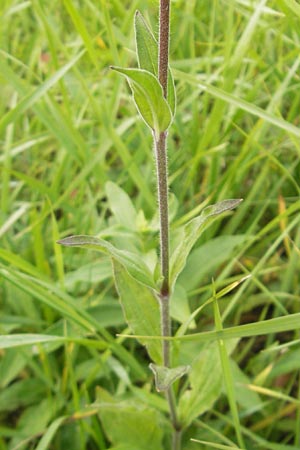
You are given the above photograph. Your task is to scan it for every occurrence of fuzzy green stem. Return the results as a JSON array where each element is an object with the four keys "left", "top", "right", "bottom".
[
  {"left": 159, "top": 0, "right": 170, "bottom": 98},
  {"left": 155, "top": 131, "right": 170, "bottom": 298},
  {"left": 157, "top": 1, "right": 182, "bottom": 449}
]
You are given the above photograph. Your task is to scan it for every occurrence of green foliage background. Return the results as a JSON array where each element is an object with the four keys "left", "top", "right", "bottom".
[{"left": 1, "top": 0, "right": 300, "bottom": 449}]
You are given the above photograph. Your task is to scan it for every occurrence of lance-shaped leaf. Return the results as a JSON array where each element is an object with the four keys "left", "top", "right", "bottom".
[
  {"left": 170, "top": 199, "right": 242, "bottom": 289},
  {"left": 134, "top": 10, "right": 176, "bottom": 116},
  {"left": 149, "top": 363, "right": 190, "bottom": 392},
  {"left": 112, "top": 259, "right": 161, "bottom": 364},
  {"left": 57, "top": 235, "right": 155, "bottom": 289},
  {"left": 111, "top": 67, "right": 172, "bottom": 135}
]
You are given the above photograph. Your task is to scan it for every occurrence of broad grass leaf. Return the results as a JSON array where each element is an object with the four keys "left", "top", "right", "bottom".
[
  {"left": 170, "top": 199, "right": 242, "bottom": 289},
  {"left": 134, "top": 11, "right": 176, "bottom": 116},
  {"left": 111, "top": 67, "right": 172, "bottom": 134},
  {"left": 58, "top": 235, "right": 155, "bottom": 289},
  {"left": 96, "top": 387, "right": 164, "bottom": 450},
  {"left": 112, "top": 259, "right": 161, "bottom": 364},
  {"left": 149, "top": 363, "right": 190, "bottom": 392},
  {"left": 105, "top": 181, "right": 137, "bottom": 230}
]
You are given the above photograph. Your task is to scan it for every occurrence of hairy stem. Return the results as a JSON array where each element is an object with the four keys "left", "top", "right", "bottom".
[
  {"left": 155, "top": 131, "right": 169, "bottom": 298},
  {"left": 159, "top": 0, "right": 170, "bottom": 98},
  {"left": 156, "top": 1, "right": 182, "bottom": 449}
]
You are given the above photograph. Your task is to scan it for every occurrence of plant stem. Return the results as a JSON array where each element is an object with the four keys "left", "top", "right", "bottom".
[
  {"left": 159, "top": 0, "right": 170, "bottom": 98},
  {"left": 155, "top": 131, "right": 170, "bottom": 299},
  {"left": 157, "top": 0, "right": 170, "bottom": 365},
  {"left": 156, "top": 1, "right": 182, "bottom": 449}
]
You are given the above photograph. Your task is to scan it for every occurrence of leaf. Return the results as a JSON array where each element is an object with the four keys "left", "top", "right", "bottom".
[
  {"left": 95, "top": 387, "right": 164, "bottom": 450},
  {"left": 280, "top": 0, "right": 300, "bottom": 18},
  {"left": 57, "top": 235, "right": 155, "bottom": 289},
  {"left": 229, "top": 360, "right": 262, "bottom": 411},
  {"left": 170, "top": 284, "right": 195, "bottom": 328},
  {"left": 175, "top": 311, "right": 300, "bottom": 344},
  {"left": 0, "top": 378, "right": 46, "bottom": 413},
  {"left": 178, "top": 342, "right": 223, "bottom": 427},
  {"left": 0, "top": 51, "right": 85, "bottom": 134},
  {"left": 134, "top": 11, "right": 158, "bottom": 79},
  {"left": 178, "top": 235, "right": 246, "bottom": 291},
  {"left": 149, "top": 363, "right": 190, "bottom": 392},
  {"left": 195, "top": 79, "right": 300, "bottom": 139},
  {"left": 134, "top": 11, "right": 176, "bottom": 115},
  {"left": 16, "top": 398, "right": 55, "bottom": 441},
  {"left": 190, "top": 440, "right": 240, "bottom": 450},
  {"left": 111, "top": 67, "right": 172, "bottom": 135},
  {"left": 105, "top": 181, "right": 137, "bottom": 230},
  {"left": 112, "top": 259, "right": 161, "bottom": 364},
  {"left": 0, "top": 348, "right": 27, "bottom": 388},
  {"left": 0, "top": 334, "right": 68, "bottom": 349},
  {"left": 35, "top": 416, "right": 67, "bottom": 450},
  {"left": 170, "top": 199, "right": 242, "bottom": 289},
  {"left": 0, "top": 266, "right": 146, "bottom": 379}
]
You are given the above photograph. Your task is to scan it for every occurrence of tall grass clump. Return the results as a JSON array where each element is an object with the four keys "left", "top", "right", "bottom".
[{"left": 1, "top": 1, "right": 300, "bottom": 449}]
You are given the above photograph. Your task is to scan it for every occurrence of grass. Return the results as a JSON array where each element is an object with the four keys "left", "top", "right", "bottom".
[{"left": 1, "top": 0, "right": 300, "bottom": 448}]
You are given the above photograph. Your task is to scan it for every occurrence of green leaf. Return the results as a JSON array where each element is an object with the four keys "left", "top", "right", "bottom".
[
  {"left": 112, "top": 259, "right": 161, "bottom": 364},
  {"left": 280, "top": 0, "right": 300, "bottom": 18},
  {"left": 170, "top": 284, "right": 195, "bottom": 328},
  {"left": 0, "top": 378, "right": 46, "bottom": 413},
  {"left": 178, "top": 342, "right": 223, "bottom": 427},
  {"left": 149, "top": 363, "right": 190, "bottom": 392},
  {"left": 134, "top": 11, "right": 158, "bottom": 79},
  {"left": 230, "top": 360, "right": 262, "bottom": 411},
  {"left": 57, "top": 235, "right": 155, "bottom": 289},
  {"left": 178, "top": 235, "right": 246, "bottom": 291},
  {"left": 170, "top": 199, "right": 242, "bottom": 289},
  {"left": 35, "top": 416, "right": 67, "bottom": 450},
  {"left": 190, "top": 440, "right": 241, "bottom": 450},
  {"left": 175, "top": 312, "right": 300, "bottom": 344},
  {"left": 0, "top": 334, "right": 68, "bottom": 349},
  {"left": 111, "top": 67, "right": 172, "bottom": 135},
  {"left": 0, "top": 51, "right": 85, "bottom": 134},
  {"left": 105, "top": 181, "right": 137, "bottom": 230},
  {"left": 134, "top": 11, "right": 176, "bottom": 116},
  {"left": 96, "top": 387, "right": 164, "bottom": 450},
  {"left": 177, "top": 338, "right": 237, "bottom": 427}
]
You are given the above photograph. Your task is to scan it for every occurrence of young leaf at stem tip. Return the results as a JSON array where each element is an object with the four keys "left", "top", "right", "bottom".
[{"left": 134, "top": 10, "right": 176, "bottom": 115}]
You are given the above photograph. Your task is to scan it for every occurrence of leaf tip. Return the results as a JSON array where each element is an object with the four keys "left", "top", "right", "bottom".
[{"left": 56, "top": 236, "right": 73, "bottom": 246}]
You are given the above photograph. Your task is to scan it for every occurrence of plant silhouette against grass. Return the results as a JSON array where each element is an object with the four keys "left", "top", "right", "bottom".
[{"left": 58, "top": 1, "right": 243, "bottom": 449}]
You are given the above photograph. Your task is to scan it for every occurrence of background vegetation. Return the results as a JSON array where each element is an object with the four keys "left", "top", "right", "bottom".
[{"left": 1, "top": 0, "right": 300, "bottom": 448}]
